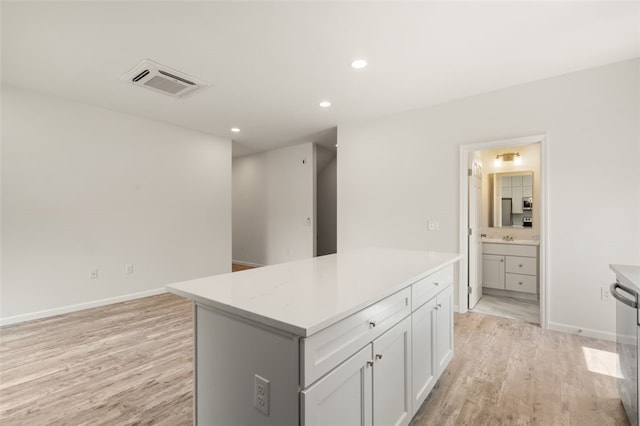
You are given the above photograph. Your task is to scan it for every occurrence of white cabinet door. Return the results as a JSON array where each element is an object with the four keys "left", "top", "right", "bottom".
[
  {"left": 502, "top": 187, "right": 512, "bottom": 198},
  {"left": 301, "top": 345, "right": 373, "bottom": 426},
  {"left": 482, "top": 254, "right": 505, "bottom": 289},
  {"left": 501, "top": 176, "right": 512, "bottom": 188},
  {"left": 523, "top": 186, "right": 533, "bottom": 197},
  {"left": 522, "top": 175, "right": 532, "bottom": 186},
  {"left": 435, "top": 285, "right": 454, "bottom": 374},
  {"left": 511, "top": 186, "right": 523, "bottom": 213},
  {"left": 411, "top": 298, "right": 437, "bottom": 413},
  {"left": 373, "top": 316, "right": 412, "bottom": 426},
  {"left": 511, "top": 176, "right": 523, "bottom": 187}
]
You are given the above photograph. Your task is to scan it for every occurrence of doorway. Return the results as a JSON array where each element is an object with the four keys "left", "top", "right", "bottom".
[{"left": 459, "top": 135, "right": 547, "bottom": 327}]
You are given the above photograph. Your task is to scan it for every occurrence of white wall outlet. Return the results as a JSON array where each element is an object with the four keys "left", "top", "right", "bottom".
[
  {"left": 125, "top": 264, "right": 134, "bottom": 275},
  {"left": 601, "top": 287, "right": 613, "bottom": 302},
  {"left": 428, "top": 220, "right": 440, "bottom": 231},
  {"left": 90, "top": 268, "right": 98, "bottom": 279},
  {"left": 254, "top": 374, "right": 270, "bottom": 415}
]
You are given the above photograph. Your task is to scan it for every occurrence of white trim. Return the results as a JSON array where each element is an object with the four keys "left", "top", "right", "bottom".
[
  {"left": 548, "top": 321, "right": 616, "bottom": 343},
  {"left": 458, "top": 146, "right": 469, "bottom": 315},
  {"left": 458, "top": 134, "right": 548, "bottom": 329},
  {"left": 231, "top": 259, "right": 264, "bottom": 268},
  {"left": 0, "top": 288, "right": 167, "bottom": 326}
]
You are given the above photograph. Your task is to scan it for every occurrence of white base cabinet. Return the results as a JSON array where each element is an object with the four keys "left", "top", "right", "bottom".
[
  {"left": 482, "top": 243, "right": 538, "bottom": 296},
  {"left": 301, "top": 345, "right": 372, "bottom": 426},
  {"left": 482, "top": 254, "right": 505, "bottom": 289},
  {"left": 302, "top": 316, "right": 413, "bottom": 426},
  {"left": 373, "top": 316, "right": 413, "bottom": 426},
  {"left": 435, "top": 285, "right": 454, "bottom": 373},
  {"left": 411, "top": 283, "right": 453, "bottom": 414},
  {"left": 192, "top": 263, "right": 457, "bottom": 425}
]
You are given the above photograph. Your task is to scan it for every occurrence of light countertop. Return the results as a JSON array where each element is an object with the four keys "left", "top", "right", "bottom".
[
  {"left": 482, "top": 238, "right": 539, "bottom": 246},
  {"left": 610, "top": 264, "right": 640, "bottom": 292},
  {"left": 166, "top": 248, "right": 461, "bottom": 337}
]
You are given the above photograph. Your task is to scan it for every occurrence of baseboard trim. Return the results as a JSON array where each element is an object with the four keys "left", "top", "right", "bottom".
[
  {"left": 0, "top": 288, "right": 167, "bottom": 327},
  {"left": 232, "top": 259, "right": 264, "bottom": 268},
  {"left": 547, "top": 321, "right": 616, "bottom": 342}
]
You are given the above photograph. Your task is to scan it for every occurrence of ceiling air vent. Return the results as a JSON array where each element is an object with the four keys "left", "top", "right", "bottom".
[{"left": 121, "top": 59, "right": 209, "bottom": 98}]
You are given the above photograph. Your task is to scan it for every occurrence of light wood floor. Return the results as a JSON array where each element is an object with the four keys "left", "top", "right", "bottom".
[
  {"left": 471, "top": 294, "right": 540, "bottom": 324},
  {"left": 1, "top": 294, "right": 628, "bottom": 425},
  {"left": 232, "top": 263, "right": 257, "bottom": 272}
]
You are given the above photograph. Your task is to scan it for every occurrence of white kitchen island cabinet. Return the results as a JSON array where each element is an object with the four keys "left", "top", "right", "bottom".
[
  {"left": 411, "top": 271, "right": 454, "bottom": 414},
  {"left": 167, "top": 248, "right": 461, "bottom": 426}
]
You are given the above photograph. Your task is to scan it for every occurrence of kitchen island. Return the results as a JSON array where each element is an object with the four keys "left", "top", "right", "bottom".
[{"left": 167, "top": 248, "right": 461, "bottom": 426}]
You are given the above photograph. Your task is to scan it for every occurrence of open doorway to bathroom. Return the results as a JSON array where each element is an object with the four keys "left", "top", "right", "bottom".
[{"left": 460, "top": 135, "right": 546, "bottom": 326}]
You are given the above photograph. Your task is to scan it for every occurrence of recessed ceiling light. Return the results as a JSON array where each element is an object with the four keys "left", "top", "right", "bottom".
[
  {"left": 350, "top": 59, "right": 368, "bottom": 69},
  {"left": 231, "top": 127, "right": 240, "bottom": 133},
  {"left": 319, "top": 101, "right": 331, "bottom": 108}
]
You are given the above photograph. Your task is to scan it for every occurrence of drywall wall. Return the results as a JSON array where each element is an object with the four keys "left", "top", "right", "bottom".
[
  {"left": 480, "top": 143, "right": 541, "bottom": 238},
  {"left": 1, "top": 86, "right": 232, "bottom": 324},
  {"left": 317, "top": 148, "right": 337, "bottom": 256},
  {"left": 337, "top": 59, "right": 639, "bottom": 339},
  {"left": 232, "top": 143, "right": 314, "bottom": 265}
]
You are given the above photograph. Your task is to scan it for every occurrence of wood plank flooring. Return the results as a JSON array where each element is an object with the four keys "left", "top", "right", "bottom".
[
  {"left": 232, "top": 263, "right": 257, "bottom": 272},
  {"left": 471, "top": 294, "right": 540, "bottom": 324},
  {"left": 411, "top": 312, "right": 627, "bottom": 426},
  {"left": 1, "top": 294, "right": 628, "bottom": 425},
  {"left": 0, "top": 294, "right": 194, "bottom": 426}
]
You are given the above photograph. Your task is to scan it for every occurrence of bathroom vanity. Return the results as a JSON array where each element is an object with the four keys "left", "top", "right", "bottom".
[
  {"left": 481, "top": 239, "right": 539, "bottom": 300},
  {"left": 166, "top": 248, "right": 461, "bottom": 426}
]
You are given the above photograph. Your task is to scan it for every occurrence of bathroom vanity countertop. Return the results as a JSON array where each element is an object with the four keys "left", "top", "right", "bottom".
[{"left": 482, "top": 238, "right": 539, "bottom": 246}]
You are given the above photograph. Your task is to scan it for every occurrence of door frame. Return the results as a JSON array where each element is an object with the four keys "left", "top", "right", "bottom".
[{"left": 458, "top": 134, "right": 548, "bottom": 329}]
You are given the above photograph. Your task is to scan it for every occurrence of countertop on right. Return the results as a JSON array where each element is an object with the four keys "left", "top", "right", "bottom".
[
  {"left": 482, "top": 238, "right": 539, "bottom": 246},
  {"left": 610, "top": 264, "right": 640, "bottom": 291}
]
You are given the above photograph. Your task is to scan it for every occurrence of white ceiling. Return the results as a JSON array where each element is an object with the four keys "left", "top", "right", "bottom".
[{"left": 2, "top": 1, "right": 639, "bottom": 156}]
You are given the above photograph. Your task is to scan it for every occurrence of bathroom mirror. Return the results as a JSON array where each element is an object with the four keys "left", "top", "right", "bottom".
[{"left": 488, "top": 171, "right": 533, "bottom": 228}]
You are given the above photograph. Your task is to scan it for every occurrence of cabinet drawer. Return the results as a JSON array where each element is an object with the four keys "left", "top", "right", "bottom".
[
  {"left": 483, "top": 243, "right": 537, "bottom": 257},
  {"left": 505, "top": 273, "right": 537, "bottom": 294},
  {"left": 300, "top": 287, "right": 410, "bottom": 388},
  {"left": 412, "top": 265, "right": 453, "bottom": 310},
  {"left": 505, "top": 256, "right": 537, "bottom": 276}
]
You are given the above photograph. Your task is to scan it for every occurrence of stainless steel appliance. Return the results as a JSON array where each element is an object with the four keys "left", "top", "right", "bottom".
[
  {"left": 523, "top": 197, "right": 533, "bottom": 211},
  {"left": 523, "top": 217, "right": 532, "bottom": 227},
  {"left": 611, "top": 265, "right": 640, "bottom": 426}
]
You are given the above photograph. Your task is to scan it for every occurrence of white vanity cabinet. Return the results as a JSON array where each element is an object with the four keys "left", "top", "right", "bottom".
[
  {"left": 482, "top": 254, "right": 505, "bottom": 289},
  {"left": 482, "top": 242, "right": 538, "bottom": 296},
  {"left": 166, "top": 249, "right": 460, "bottom": 426}
]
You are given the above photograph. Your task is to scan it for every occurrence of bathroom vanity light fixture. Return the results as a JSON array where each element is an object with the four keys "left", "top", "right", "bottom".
[{"left": 494, "top": 152, "right": 522, "bottom": 167}]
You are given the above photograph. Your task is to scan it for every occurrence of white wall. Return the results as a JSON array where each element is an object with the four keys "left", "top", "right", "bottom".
[
  {"left": 317, "top": 148, "right": 337, "bottom": 256},
  {"left": 1, "top": 86, "right": 232, "bottom": 324},
  {"left": 337, "top": 59, "right": 640, "bottom": 339},
  {"left": 232, "top": 143, "right": 314, "bottom": 265}
]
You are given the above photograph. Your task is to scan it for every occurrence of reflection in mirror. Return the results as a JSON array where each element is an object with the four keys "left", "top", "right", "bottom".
[{"left": 488, "top": 171, "right": 533, "bottom": 228}]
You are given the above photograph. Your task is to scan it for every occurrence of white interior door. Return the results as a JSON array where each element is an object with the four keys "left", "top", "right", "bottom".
[{"left": 468, "top": 161, "right": 483, "bottom": 309}]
